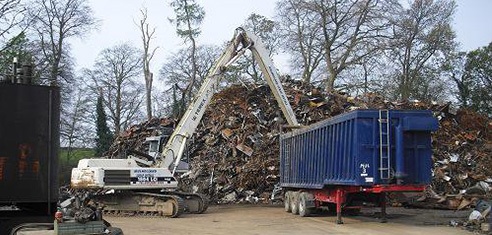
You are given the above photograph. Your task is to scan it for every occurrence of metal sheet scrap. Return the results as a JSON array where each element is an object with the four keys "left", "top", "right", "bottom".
[{"left": 103, "top": 80, "right": 491, "bottom": 207}]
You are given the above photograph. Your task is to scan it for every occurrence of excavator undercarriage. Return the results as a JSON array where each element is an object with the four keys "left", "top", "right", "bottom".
[{"left": 85, "top": 191, "right": 208, "bottom": 218}]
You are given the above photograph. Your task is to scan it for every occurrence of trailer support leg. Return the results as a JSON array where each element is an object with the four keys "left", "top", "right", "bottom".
[
  {"left": 336, "top": 189, "right": 343, "bottom": 224},
  {"left": 380, "top": 192, "right": 387, "bottom": 223}
]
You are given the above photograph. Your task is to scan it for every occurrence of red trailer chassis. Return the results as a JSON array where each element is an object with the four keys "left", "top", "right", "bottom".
[{"left": 284, "top": 184, "right": 425, "bottom": 224}]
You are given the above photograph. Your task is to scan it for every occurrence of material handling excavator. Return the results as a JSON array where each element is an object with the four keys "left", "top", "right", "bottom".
[{"left": 70, "top": 27, "right": 300, "bottom": 217}]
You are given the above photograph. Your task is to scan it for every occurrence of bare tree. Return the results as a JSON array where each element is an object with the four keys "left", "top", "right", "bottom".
[
  {"left": 276, "top": 0, "right": 395, "bottom": 89},
  {"left": 159, "top": 44, "right": 220, "bottom": 118},
  {"left": 29, "top": 0, "right": 96, "bottom": 85},
  {"left": 60, "top": 78, "right": 93, "bottom": 160},
  {"left": 337, "top": 52, "right": 389, "bottom": 96},
  {"left": 233, "top": 13, "right": 281, "bottom": 82},
  {"left": 276, "top": 0, "right": 324, "bottom": 83},
  {"left": 86, "top": 43, "right": 144, "bottom": 134},
  {"left": 311, "top": 0, "right": 395, "bottom": 91},
  {"left": 137, "top": 8, "right": 158, "bottom": 120},
  {"left": 387, "top": 0, "right": 456, "bottom": 100}
]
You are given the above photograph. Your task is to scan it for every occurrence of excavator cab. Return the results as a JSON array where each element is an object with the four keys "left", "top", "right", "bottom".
[
  {"left": 125, "top": 136, "right": 170, "bottom": 167},
  {"left": 145, "top": 136, "right": 166, "bottom": 161},
  {"left": 144, "top": 128, "right": 190, "bottom": 174}
]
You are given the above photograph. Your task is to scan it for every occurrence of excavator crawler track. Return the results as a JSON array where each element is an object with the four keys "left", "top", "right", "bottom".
[
  {"left": 159, "top": 191, "right": 209, "bottom": 214},
  {"left": 94, "top": 191, "right": 185, "bottom": 218}
]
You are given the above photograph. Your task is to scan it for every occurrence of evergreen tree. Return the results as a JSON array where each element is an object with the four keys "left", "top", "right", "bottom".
[
  {"left": 0, "top": 32, "right": 33, "bottom": 78},
  {"left": 95, "top": 95, "right": 113, "bottom": 157}
]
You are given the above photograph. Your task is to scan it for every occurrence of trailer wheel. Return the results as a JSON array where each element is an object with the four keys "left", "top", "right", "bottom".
[
  {"left": 284, "top": 191, "right": 292, "bottom": 212},
  {"left": 298, "top": 192, "right": 312, "bottom": 217},
  {"left": 290, "top": 191, "right": 300, "bottom": 215}
]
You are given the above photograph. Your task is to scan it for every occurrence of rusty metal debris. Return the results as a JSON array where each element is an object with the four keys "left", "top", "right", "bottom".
[
  {"left": 105, "top": 79, "right": 492, "bottom": 208},
  {"left": 105, "top": 117, "right": 176, "bottom": 159}
]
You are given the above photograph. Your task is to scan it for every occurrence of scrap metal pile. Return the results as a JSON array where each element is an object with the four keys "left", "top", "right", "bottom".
[
  {"left": 105, "top": 79, "right": 492, "bottom": 207},
  {"left": 106, "top": 117, "right": 176, "bottom": 159},
  {"left": 409, "top": 109, "right": 492, "bottom": 210}
]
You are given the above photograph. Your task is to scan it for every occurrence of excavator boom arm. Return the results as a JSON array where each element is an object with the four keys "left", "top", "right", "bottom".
[
  {"left": 241, "top": 29, "right": 299, "bottom": 127},
  {"left": 160, "top": 27, "right": 299, "bottom": 174}
]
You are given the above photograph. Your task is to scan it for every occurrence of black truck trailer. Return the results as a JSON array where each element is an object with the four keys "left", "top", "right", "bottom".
[{"left": 0, "top": 82, "right": 60, "bottom": 234}]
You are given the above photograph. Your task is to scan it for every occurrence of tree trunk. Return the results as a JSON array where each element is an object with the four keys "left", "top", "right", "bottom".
[
  {"left": 326, "top": 72, "right": 336, "bottom": 92},
  {"left": 145, "top": 72, "right": 153, "bottom": 119},
  {"left": 186, "top": 0, "right": 198, "bottom": 104},
  {"left": 115, "top": 85, "right": 121, "bottom": 134},
  {"left": 189, "top": 36, "right": 197, "bottom": 102}
]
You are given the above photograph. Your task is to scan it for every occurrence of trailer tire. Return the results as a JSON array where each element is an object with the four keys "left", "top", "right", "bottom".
[
  {"left": 299, "top": 192, "right": 312, "bottom": 217},
  {"left": 284, "top": 191, "right": 292, "bottom": 212},
  {"left": 290, "top": 191, "right": 300, "bottom": 215}
]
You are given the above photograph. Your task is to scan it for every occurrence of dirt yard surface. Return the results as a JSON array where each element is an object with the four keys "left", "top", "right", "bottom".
[{"left": 105, "top": 204, "right": 473, "bottom": 235}]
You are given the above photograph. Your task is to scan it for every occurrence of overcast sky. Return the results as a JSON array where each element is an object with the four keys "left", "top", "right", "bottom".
[{"left": 71, "top": 0, "right": 492, "bottom": 76}]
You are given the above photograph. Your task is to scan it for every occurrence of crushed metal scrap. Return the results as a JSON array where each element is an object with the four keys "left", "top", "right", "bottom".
[
  {"left": 106, "top": 117, "right": 176, "bottom": 159},
  {"left": 104, "top": 79, "right": 492, "bottom": 208}
]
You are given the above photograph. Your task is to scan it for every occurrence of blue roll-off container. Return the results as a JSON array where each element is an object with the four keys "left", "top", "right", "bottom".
[{"left": 280, "top": 110, "right": 438, "bottom": 189}]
